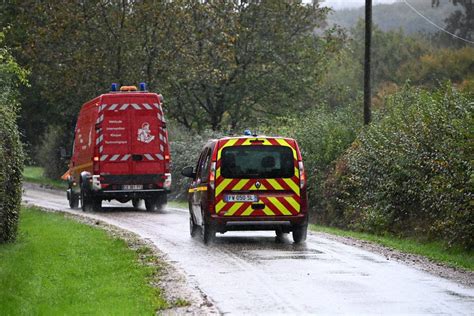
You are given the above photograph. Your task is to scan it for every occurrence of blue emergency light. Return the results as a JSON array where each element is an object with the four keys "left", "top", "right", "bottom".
[
  {"left": 244, "top": 129, "right": 252, "bottom": 136},
  {"left": 139, "top": 82, "right": 147, "bottom": 91},
  {"left": 111, "top": 83, "right": 118, "bottom": 92}
]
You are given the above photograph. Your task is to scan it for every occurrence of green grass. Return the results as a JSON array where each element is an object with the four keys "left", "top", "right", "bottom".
[
  {"left": 0, "top": 207, "right": 168, "bottom": 315},
  {"left": 23, "top": 166, "right": 67, "bottom": 189},
  {"left": 310, "top": 224, "right": 474, "bottom": 271}
]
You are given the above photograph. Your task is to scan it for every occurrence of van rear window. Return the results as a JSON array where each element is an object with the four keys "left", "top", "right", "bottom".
[{"left": 221, "top": 146, "right": 294, "bottom": 179}]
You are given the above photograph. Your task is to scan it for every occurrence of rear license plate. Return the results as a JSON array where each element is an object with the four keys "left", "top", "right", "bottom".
[
  {"left": 122, "top": 185, "right": 143, "bottom": 190},
  {"left": 224, "top": 194, "right": 258, "bottom": 203}
]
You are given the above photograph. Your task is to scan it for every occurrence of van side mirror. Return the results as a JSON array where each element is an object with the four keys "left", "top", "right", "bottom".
[
  {"left": 181, "top": 166, "right": 196, "bottom": 178},
  {"left": 59, "top": 147, "right": 70, "bottom": 160}
]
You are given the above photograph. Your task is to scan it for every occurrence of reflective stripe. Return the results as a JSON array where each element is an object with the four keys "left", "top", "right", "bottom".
[
  {"left": 144, "top": 154, "right": 154, "bottom": 161},
  {"left": 109, "top": 154, "right": 120, "bottom": 161},
  {"left": 100, "top": 155, "right": 108, "bottom": 161},
  {"left": 119, "top": 103, "right": 129, "bottom": 110},
  {"left": 131, "top": 103, "right": 141, "bottom": 110},
  {"left": 108, "top": 103, "right": 119, "bottom": 111},
  {"left": 155, "top": 154, "right": 164, "bottom": 160},
  {"left": 143, "top": 103, "right": 152, "bottom": 110},
  {"left": 121, "top": 154, "right": 130, "bottom": 161}
]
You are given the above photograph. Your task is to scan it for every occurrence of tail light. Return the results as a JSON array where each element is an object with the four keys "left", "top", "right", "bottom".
[
  {"left": 298, "top": 161, "right": 306, "bottom": 189},
  {"left": 209, "top": 162, "right": 216, "bottom": 189},
  {"left": 163, "top": 173, "right": 172, "bottom": 190}
]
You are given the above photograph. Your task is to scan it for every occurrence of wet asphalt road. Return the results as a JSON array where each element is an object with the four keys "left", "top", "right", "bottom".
[{"left": 23, "top": 185, "right": 474, "bottom": 315}]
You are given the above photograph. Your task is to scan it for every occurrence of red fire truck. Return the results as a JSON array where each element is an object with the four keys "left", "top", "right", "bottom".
[{"left": 64, "top": 83, "right": 171, "bottom": 212}]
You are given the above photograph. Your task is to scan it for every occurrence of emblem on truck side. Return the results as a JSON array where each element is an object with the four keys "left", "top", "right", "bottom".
[{"left": 137, "top": 122, "right": 155, "bottom": 143}]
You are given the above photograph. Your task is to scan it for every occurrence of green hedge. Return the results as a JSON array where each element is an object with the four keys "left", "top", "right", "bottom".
[
  {"left": 0, "top": 32, "right": 26, "bottom": 243},
  {"left": 0, "top": 100, "right": 23, "bottom": 243},
  {"left": 323, "top": 85, "right": 473, "bottom": 249}
]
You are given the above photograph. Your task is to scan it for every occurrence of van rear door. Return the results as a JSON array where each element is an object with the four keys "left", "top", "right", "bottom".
[
  {"left": 98, "top": 94, "right": 167, "bottom": 176},
  {"left": 214, "top": 138, "right": 301, "bottom": 217}
]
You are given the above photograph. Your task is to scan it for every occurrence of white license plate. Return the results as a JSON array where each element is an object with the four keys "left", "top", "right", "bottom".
[
  {"left": 122, "top": 185, "right": 143, "bottom": 190},
  {"left": 224, "top": 194, "right": 258, "bottom": 203}
]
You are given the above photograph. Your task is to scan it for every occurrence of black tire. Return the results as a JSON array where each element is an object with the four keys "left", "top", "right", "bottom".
[
  {"left": 189, "top": 215, "right": 198, "bottom": 237},
  {"left": 132, "top": 198, "right": 142, "bottom": 209},
  {"left": 156, "top": 193, "right": 167, "bottom": 211},
  {"left": 81, "top": 189, "right": 91, "bottom": 212},
  {"left": 275, "top": 229, "right": 286, "bottom": 242},
  {"left": 145, "top": 197, "right": 157, "bottom": 212},
  {"left": 201, "top": 210, "right": 215, "bottom": 244},
  {"left": 292, "top": 224, "right": 308, "bottom": 244},
  {"left": 91, "top": 197, "right": 102, "bottom": 212},
  {"left": 69, "top": 192, "right": 79, "bottom": 209}
]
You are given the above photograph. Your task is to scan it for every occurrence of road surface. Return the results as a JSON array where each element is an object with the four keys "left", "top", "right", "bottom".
[{"left": 23, "top": 185, "right": 474, "bottom": 315}]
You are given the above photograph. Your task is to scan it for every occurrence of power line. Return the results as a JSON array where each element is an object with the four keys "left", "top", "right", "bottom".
[{"left": 403, "top": 0, "right": 474, "bottom": 44}]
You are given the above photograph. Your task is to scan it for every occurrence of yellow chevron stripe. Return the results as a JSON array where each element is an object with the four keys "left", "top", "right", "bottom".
[
  {"left": 241, "top": 206, "right": 254, "bottom": 216},
  {"left": 266, "top": 179, "right": 283, "bottom": 190},
  {"left": 276, "top": 138, "right": 297, "bottom": 159},
  {"left": 225, "top": 203, "right": 244, "bottom": 216},
  {"left": 233, "top": 179, "right": 249, "bottom": 191},
  {"left": 262, "top": 206, "right": 275, "bottom": 216},
  {"left": 215, "top": 200, "right": 226, "bottom": 213},
  {"left": 283, "top": 178, "right": 300, "bottom": 196},
  {"left": 217, "top": 139, "right": 238, "bottom": 160},
  {"left": 268, "top": 197, "right": 292, "bottom": 215},
  {"left": 285, "top": 196, "right": 301, "bottom": 213},
  {"left": 216, "top": 178, "right": 233, "bottom": 196}
]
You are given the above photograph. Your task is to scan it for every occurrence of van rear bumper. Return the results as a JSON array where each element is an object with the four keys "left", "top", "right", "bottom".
[{"left": 210, "top": 214, "right": 308, "bottom": 233}]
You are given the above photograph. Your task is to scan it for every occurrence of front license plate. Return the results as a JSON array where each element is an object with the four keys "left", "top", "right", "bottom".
[
  {"left": 224, "top": 194, "right": 258, "bottom": 203},
  {"left": 122, "top": 185, "right": 143, "bottom": 190}
]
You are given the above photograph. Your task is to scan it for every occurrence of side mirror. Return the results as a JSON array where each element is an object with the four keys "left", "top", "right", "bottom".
[
  {"left": 181, "top": 166, "right": 196, "bottom": 178},
  {"left": 59, "top": 147, "right": 71, "bottom": 160}
]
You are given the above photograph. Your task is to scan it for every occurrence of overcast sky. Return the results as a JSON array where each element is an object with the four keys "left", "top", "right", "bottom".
[{"left": 320, "top": 0, "right": 399, "bottom": 10}]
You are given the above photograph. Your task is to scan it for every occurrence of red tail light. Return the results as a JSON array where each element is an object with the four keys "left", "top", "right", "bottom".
[
  {"left": 298, "top": 161, "right": 306, "bottom": 189},
  {"left": 209, "top": 162, "right": 216, "bottom": 189},
  {"left": 93, "top": 156, "right": 99, "bottom": 162}
]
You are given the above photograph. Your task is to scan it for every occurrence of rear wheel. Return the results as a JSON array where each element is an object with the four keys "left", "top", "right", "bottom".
[
  {"left": 201, "top": 210, "right": 215, "bottom": 244},
  {"left": 189, "top": 215, "right": 198, "bottom": 237},
  {"left": 292, "top": 225, "right": 308, "bottom": 244},
  {"left": 81, "top": 188, "right": 102, "bottom": 212},
  {"left": 132, "top": 198, "right": 142, "bottom": 209},
  {"left": 145, "top": 197, "right": 157, "bottom": 212}
]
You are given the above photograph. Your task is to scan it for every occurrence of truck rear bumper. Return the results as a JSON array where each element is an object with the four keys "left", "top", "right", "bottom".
[{"left": 92, "top": 189, "right": 166, "bottom": 199}]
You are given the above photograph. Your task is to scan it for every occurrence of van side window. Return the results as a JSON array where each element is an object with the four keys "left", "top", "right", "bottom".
[{"left": 197, "top": 149, "right": 210, "bottom": 182}]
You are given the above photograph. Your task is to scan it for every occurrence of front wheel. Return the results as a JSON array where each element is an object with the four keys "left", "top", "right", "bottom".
[
  {"left": 81, "top": 189, "right": 102, "bottom": 212},
  {"left": 69, "top": 190, "right": 79, "bottom": 209},
  {"left": 292, "top": 224, "right": 308, "bottom": 244}
]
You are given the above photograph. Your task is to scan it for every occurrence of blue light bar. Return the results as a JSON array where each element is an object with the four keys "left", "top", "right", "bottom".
[
  {"left": 111, "top": 83, "right": 118, "bottom": 92},
  {"left": 139, "top": 82, "right": 147, "bottom": 91},
  {"left": 244, "top": 129, "right": 252, "bottom": 136}
]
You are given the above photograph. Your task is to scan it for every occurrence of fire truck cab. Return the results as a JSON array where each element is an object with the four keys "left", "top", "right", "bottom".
[{"left": 65, "top": 83, "right": 171, "bottom": 212}]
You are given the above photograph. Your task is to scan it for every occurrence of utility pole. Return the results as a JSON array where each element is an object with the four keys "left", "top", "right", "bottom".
[{"left": 364, "top": 0, "right": 372, "bottom": 125}]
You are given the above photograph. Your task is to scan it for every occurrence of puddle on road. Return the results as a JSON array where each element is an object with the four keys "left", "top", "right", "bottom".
[{"left": 242, "top": 248, "right": 325, "bottom": 261}]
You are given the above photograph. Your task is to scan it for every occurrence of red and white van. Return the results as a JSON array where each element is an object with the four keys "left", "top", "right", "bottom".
[
  {"left": 64, "top": 84, "right": 171, "bottom": 212},
  {"left": 182, "top": 134, "right": 308, "bottom": 243}
]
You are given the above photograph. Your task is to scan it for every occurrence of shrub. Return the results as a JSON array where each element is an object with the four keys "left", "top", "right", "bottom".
[
  {"left": 36, "top": 125, "right": 69, "bottom": 180},
  {"left": 266, "top": 103, "right": 363, "bottom": 219},
  {"left": 168, "top": 124, "right": 223, "bottom": 200},
  {"left": 0, "top": 31, "right": 26, "bottom": 243},
  {"left": 324, "top": 85, "right": 473, "bottom": 249}
]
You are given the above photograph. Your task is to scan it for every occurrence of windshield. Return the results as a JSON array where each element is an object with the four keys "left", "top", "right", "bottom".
[{"left": 221, "top": 146, "right": 294, "bottom": 179}]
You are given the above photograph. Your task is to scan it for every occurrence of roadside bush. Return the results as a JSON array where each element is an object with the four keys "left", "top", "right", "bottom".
[
  {"left": 324, "top": 85, "right": 473, "bottom": 249},
  {"left": 266, "top": 102, "right": 363, "bottom": 219},
  {"left": 168, "top": 124, "right": 223, "bottom": 200},
  {"left": 36, "top": 125, "right": 69, "bottom": 180},
  {"left": 0, "top": 31, "right": 26, "bottom": 243}
]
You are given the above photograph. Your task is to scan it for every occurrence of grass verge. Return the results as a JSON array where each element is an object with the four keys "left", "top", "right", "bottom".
[
  {"left": 310, "top": 224, "right": 474, "bottom": 271},
  {"left": 23, "top": 166, "right": 67, "bottom": 190},
  {"left": 168, "top": 200, "right": 188, "bottom": 209},
  {"left": 0, "top": 206, "right": 168, "bottom": 314}
]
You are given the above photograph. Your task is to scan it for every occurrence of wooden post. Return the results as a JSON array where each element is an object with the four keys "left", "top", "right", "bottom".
[{"left": 364, "top": 0, "right": 372, "bottom": 125}]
